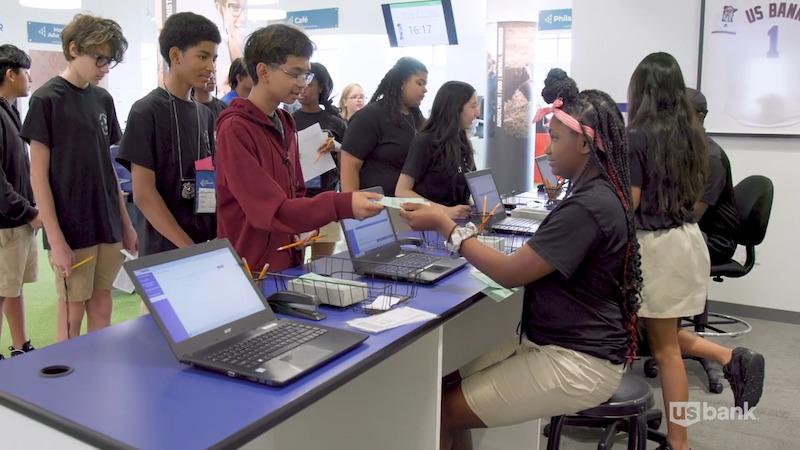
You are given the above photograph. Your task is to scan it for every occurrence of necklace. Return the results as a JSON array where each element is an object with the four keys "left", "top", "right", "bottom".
[{"left": 401, "top": 113, "right": 418, "bottom": 136}]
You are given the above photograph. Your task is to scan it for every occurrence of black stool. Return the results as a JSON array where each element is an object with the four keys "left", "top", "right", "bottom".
[{"left": 544, "top": 373, "right": 667, "bottom": 449}]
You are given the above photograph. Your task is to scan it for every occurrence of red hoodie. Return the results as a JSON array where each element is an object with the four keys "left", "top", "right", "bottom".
[{"left": 215, "top": 98, "right": 353, "bottom": 272}]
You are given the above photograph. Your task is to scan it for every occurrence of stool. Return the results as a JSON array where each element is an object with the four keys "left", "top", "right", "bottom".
[{"left": 544, "top": 373, "right": 667, "bottom": 449}]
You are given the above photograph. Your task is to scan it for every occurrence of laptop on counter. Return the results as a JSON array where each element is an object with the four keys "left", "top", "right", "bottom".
[
  {"left": 124, "top": 239, "right": 367, "bottom": 386},
  {"left": 465, "top": 169, "right": 541, "bottom": 235}
]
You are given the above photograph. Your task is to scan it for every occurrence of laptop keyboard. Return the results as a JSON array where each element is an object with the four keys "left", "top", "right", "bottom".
[
  {"left": 373, "top": 253, "right": 439, "bottom": 276},
  {"left": 208, "top": 322, "right": 327, "bottom": 370},
  {"left": 496, "top": 217, "right": 540, "bottom": 232}
]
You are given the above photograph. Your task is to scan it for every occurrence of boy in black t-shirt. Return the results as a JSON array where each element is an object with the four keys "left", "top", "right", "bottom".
[
  {"left": 117, "top": 12, "right": 220, "bottom": 257},
  {"left": 22, "top": 14, "right": 137, "bottom": 340}
]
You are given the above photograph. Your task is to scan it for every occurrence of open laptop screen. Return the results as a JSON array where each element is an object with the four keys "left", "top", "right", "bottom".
[
  {"left": 535, "top": 154, "right": 558, "bottom": 186},
  {"left": 465, "top": 170, "right": 505, "bottom": 224},
  {"left": 132, "top": 247, "right": 266, "bottom": 343},
  {"left": 342, "top": 209, "right": 397, "bottom": 258}
]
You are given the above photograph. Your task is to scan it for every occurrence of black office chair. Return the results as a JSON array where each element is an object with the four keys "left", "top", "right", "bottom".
[
  {"left": 644, "top": 175, "right": 775, "bottom": 393},
  {"left": 543, "top": 373, "right": 667, "bottom": 450}
]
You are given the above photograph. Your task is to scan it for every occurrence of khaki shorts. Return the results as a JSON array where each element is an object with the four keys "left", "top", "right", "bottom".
[
  {"left": 637, "top": 223, "right": 710, "bottom": 318},
  {"left": 459, "top": 338, "right": 624, "bottom": 428},
  {"left": 50, "top": 242, "right": 123, "bottom": 302},
  {"left": 0, "top": 224, "right": 38, "bottom": 298}
]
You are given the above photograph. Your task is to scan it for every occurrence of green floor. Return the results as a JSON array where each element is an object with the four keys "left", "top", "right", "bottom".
[{"left": 0, "top": 239, "right": 143, "bottom": 357}]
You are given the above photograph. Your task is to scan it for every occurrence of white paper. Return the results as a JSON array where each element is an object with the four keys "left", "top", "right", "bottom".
[
  {"left": 112, "top": 249, "right": 137, "bottom": 294},
  {"left": 297, "top": 123, "right": 336, "bottom": 182},
  {"left": 346, "top": 307, "right": 437, "bottom": 333},
  {"left": 365, "top": 295, "right": 404, "bottom": 311},
  {"left": 377, "top": 197, "right": 430, "bottom": 209}
]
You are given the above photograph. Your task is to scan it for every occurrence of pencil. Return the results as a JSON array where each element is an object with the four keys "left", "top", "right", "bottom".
[
  {"left": 277, "top": 235, "right": 326, "bottom": 251},
  {"left": 257, "top": 262, "right": 270, "bottom": 280},
  {"left": 242, "top": 258, "right": 253, "bottom": 280},
  {"left": 71, "top": 255, "right": 95, "bottom": 270}
]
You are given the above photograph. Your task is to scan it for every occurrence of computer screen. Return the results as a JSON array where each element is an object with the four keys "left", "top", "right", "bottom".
[
  {"left": 132, "top": 248, "right": 266, "bottom": 343},
  {"left": 342, "top": 209, "right": 397, "bottom": 257},
  {"left": 466, "top": 171, "right": 505, "bottom": 223},
  {"left": 381, "top": 0, "right": 458, "bottom": 48}
]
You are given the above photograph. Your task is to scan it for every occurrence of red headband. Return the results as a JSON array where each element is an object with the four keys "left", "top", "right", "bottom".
[{"left": 534, "top": 98, "right": 604, "bottom": 151}]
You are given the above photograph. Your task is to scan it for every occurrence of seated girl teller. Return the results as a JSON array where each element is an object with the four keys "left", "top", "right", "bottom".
[{"left": 400, "top": 69, "right": 642, "bottom": 450}]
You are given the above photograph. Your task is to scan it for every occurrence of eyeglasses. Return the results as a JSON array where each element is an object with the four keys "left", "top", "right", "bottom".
[
  {"left": 271, "top": 64, "right": 314, "bottom": 85},
  {"left": 226, "top": 1, "right": 243, "bottom": 17},
  {"left": 91, "top": 53, "right": 119, "bottom": 69}
]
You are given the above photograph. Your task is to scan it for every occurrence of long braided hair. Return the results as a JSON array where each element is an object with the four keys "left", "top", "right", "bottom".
[
  {"left": 370, "top": 56, "right": 427, "bottom": 128},
  {"left": 542, "top": 69, "right": 643, "bottom": 366}
]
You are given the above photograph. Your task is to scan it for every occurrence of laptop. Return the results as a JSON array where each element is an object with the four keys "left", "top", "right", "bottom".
[
  {"left": 465, "top": 169, "right": 541, "bottom": 235},
  {"left": 340, "top": 188, "right": 467, "bottom": 284},
  {"left": 124, "top": 239, "right": 367, "bottom": 386},
  {"left": 535, "top": 154, "right": 558, "bottom": 187}
]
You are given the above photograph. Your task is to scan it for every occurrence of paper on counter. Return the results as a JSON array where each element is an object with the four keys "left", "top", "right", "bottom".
[
  {"left": 346, "top": 307, "right": 437, "bottom": 333},
  {"left": 470, "top": 269, "right": 519, "bottom": 302},
  {"left": 298, "top": 123, "right": 336, "bottom": 182}
]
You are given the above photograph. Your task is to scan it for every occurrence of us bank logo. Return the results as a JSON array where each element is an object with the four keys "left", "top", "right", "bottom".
[{"left": 669, "top": 401, "right": 757, "bottom": 427}]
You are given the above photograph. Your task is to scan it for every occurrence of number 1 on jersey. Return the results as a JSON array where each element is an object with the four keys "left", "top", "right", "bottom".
[{"left": 767, "top": 25, "right": 779, "bottom": 58}]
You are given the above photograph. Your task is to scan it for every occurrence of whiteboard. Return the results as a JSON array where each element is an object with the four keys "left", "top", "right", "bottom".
[{"left": 699, "top": 0, "right": 800, "bottom": 135}]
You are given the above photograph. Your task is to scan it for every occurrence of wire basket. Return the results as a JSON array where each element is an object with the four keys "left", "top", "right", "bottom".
[
  {"left": 414, "top": 223, "right": 531, "bottom": 255},
  {"left": 261, "top": 255, "right": 420, "bottom": 315}
]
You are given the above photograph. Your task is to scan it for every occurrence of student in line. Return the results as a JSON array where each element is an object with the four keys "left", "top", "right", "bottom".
[
  {"left": 117, "top": 12, "right": 220, "bottom": 257},
  {"left": 23, "top": 14, "right": 137, "bottom": 340},
  {"left": 215, "top": 24, "right": 383, "bottom": 273},
  {"left": 340, "top": 57, "right": 428, "bottom": 196},
  {"left": 194, "top": 72, "right": 227, "bottom": 124},
  {"left": 292, "top": 62, "right": 347, "bottom": 258},
  {"left": 221, "top": 57, "right": 252, "bottom": 105},
  {"left": 627, "top": 52, "right": 764, "bottom": 450},
  {"left": 338, "top": 82, "right": 365, "bottom": 121},
  {"left": 400, "top": 70, "right": 640, "bottom": 450},
  {"left": 0, "top": 44, "right": 39, "bottom": 358},
  {"left": 396, "top": 81, "right": 477, "bottom": 219},
  {"left": 687, "top": 87, "right": 739, "bottom": 264}
]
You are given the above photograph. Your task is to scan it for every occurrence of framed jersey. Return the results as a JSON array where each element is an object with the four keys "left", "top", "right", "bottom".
[{"left": 699, "top": 0, "right": 800, "bottom": 135}]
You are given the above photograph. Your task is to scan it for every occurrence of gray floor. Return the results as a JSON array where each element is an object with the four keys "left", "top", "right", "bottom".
[{"left": 526, "top": 316, "right": 800, "bottom": 450}]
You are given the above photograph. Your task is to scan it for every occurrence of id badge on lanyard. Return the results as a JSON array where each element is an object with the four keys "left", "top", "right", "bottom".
[{"left": 194, "top": 156, "right": 216, "bottom": 214}]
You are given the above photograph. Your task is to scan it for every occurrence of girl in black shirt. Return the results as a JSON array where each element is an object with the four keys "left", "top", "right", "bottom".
[
  {"left": 340, "top": 57, "right": 428, "bottom": 196},
  {"left": 396, "top": 81, "right": 477, "bottom": 219},
  {"left": 401, "top": 70, "right": 641, "bottom": 450}
]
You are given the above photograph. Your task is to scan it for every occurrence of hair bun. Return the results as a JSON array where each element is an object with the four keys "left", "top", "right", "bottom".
[{"left": 541, "top": 68, "right": 578, "bottom": 104}]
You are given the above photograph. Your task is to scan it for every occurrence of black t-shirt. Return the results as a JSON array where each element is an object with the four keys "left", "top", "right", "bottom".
[
  {"left": 628, "top": 128, "right": 695, "bottom": 230},
  {"left": 699, "top": 137, "right": 739, "bottom": 264},
  {"left": 341, "top": 101, "right": 420, "bottom": 196},
  {"left": 116, "top": 88, "right": 216, "bottom": 256},
  {"left": 401, "top": 132, "right": 475, "bottom": 206},
  {"left": 292, "top": 109, "right": 347, "bottom": 196},
  {"left": 20, "top": 76, "right": 123, "bottom": 250},
  {"left": 201, "top": 97, "right": 227, "bottom": 125},
  {"left": 523, "top": 172, "right": 630, "bottom": 365}
]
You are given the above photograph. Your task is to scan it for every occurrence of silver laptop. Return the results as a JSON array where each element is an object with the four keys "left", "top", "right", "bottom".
[
  {"left": 340, "top": 187, "right": 467, "bottom": 284},
  {"left": 465, "top": 169, "right": 541, "bottom": 235},
  {"left": 124, "top": 239, "right": 367, "bottom": 386}
]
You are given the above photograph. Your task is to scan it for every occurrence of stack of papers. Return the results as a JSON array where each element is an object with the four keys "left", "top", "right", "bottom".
[
  {"left": 470, "top": 269, "right": 519, "bottom": 302},
  {"left": 377, "top": 197, "right": 430, "bottom": 209},
  {"left": 346, "top": 307, "right": 437, "bottom": 333},
  {"left": 288, "top": 273, "right": 369, "bottom": 307}
]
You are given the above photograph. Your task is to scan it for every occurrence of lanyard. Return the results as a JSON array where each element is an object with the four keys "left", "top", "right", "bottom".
[{"left": 162, "top": 87, "right": 202, "bottom": 178}]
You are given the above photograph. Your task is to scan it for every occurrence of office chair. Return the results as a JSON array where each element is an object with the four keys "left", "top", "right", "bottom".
[{"left": 644, "top": 175, "right": 774, "bottom": 393}]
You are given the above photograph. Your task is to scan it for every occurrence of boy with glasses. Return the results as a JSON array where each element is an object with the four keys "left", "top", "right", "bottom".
[
  {"left": 215, "top": 24, "right": 384, "bottom": 273},
  {"left": 22, "top": 14, "right": 137, "bottom": 340}
]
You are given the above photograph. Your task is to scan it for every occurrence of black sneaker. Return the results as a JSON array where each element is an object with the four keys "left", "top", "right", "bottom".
[
  {"left": 9, "top": 340, "right": 35, "bottom": 357},
  {"left": 0, "top": 354, "right": 4, "bottom": 361},
  {"left": 723, "top": 347, "right": 765, "bottom": 409}
]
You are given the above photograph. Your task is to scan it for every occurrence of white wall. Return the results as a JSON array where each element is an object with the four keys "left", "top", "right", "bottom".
[
  {"left": 0, "top": 0, "right": 158, "bottom": 126},
  {"left": 573, "top": 0, "right": 800, "bottom": 313}
]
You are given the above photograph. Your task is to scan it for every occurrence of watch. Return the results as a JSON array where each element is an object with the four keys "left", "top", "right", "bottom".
[{"left": 446, "top": 223, "right": 478, "bottom": 255}]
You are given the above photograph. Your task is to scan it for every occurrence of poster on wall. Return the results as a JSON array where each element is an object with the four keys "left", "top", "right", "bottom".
[{"left": 700, "top": 0, "right": 800, "bottom": 135}]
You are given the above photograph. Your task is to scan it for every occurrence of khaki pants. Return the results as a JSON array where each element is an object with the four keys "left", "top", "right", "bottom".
[
  {"left": 0, "top": 224, "right": 38, "bottom": 298},
  {"left": 50, "top": 243, "right": 123, "bottom": 302}
]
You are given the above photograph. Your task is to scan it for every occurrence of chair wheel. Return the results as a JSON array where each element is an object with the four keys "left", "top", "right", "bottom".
[
  {"left": 648, "top": 418, "right": 662, "bottom": 429},
  {"left": 709, "top": 382, "right": 724, "bottom": 394},
  {"left": 644, "top": 359, "right": 658, "bottom": 378}
]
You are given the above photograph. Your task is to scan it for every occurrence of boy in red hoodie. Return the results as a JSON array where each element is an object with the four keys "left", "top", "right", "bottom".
[{"left": 215, "top": 24, "right": 382, "bottom": 272}]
